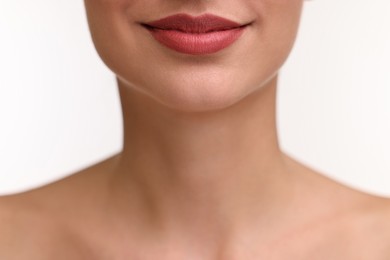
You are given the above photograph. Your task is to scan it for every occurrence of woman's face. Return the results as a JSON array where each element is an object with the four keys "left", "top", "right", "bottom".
[{"left": 84, "top": 0, "right": 304, "bottom": 112}]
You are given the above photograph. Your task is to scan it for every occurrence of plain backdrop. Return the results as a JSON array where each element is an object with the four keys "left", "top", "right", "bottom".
[{"left": 0, "top": 0, "right": 389, "bottom": 196}]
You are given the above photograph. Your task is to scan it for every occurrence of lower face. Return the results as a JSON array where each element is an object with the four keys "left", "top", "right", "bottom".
[{"left": 84, "top": 0, "right": 304, "bottom": 112}]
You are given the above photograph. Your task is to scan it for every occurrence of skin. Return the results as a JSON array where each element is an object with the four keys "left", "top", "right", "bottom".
[{"left": 1, "top": 0, "right": 390, "bottom": 259}]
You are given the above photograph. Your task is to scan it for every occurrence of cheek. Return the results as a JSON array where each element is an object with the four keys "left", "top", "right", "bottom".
[
  {"left": 84, "top": 0, "right": 136, "bottom": 74},
  {"left": 244, "top": 0, "right": 303, "bottom": 73},
  {"left": 261, "top": 0, "right": 303, "bottom": 36},
  {"left": 84, "top": 0, "right": 130, "bottom": 10},
  {"left": 258, "top": 0, "right": 304, "bottom": 63}
]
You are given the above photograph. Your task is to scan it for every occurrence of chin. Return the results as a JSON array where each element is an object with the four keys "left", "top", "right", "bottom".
[
  {"left": 157, "top": 88, "right": 247, "bottom": 114},
  {"left": 122, "top": 73, "right": 254, "bottom": 114}
]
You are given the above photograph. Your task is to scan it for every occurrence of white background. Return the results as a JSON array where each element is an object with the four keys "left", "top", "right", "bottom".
[{"left": 0, "top": 0, "right": 389, "bottom": 196}]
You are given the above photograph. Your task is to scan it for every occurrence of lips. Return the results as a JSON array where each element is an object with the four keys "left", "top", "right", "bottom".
[
  {"left": 141, "top": 13, "right": 248, "bottom": 33},
  {"left": 140, "top": 13, "right": 251, "bottom": 55}
]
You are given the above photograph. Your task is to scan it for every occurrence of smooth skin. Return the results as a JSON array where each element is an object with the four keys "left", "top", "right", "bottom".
[{"left": 1, "top": 0, "right": 390, "bottom": 259}]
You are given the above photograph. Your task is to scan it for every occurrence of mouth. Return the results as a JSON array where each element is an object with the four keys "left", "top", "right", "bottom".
[
  {"left": 140, "top": 13, "right": 251, "bottom": 33},
  {"left": 140, "top": 13, "right": 252, "bottom": 55}
]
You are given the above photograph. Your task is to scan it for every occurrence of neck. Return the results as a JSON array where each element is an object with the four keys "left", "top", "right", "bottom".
[{"left": 107, "top": 75, "right": 294, "bottom": 244}]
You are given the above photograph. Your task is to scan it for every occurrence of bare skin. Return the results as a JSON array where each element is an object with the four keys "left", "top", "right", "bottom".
[
  {"left": 1, "top": 79, "right": 390, "bottom": 259},
  {"left": 1, "top": 0, "right": 390, "bottom": 259}
]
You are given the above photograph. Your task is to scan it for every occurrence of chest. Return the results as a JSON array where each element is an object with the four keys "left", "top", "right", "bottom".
[{"left": 262, "top": 223, "right": 388, "bottom": 260}]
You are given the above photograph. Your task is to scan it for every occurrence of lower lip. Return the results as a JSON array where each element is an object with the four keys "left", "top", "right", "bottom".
[{"left": 144, "top": 26, "right": 248, "bottom": 55}]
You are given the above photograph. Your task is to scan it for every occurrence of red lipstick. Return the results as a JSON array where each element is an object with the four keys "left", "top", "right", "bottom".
[{"left": 141, "top": 13, "right": 250, "bottom": 55}]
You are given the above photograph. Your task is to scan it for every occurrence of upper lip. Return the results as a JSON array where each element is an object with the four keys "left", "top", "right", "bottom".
[{"left": 141, "top": 13, "right": 250, "bottom": 33}]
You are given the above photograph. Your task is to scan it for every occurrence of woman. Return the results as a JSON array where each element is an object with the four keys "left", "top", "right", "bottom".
[{"left": 1, "top": 0, "right": 390, "bottom": 258}]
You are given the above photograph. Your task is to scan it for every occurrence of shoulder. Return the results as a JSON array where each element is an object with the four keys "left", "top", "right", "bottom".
[
  {"left": 0, "top": 190, "right": 101, "bottom": 260},
  {"left": 0, "top": 195, "right": 51, "bottom": 258},
  {"left": 358, "top": 197, "right": 390, "bottom": 247},
  {"left": 0, "top": 198, "right": 15, "bottom": 246},
  {"left": 335, "top": 195, "right": 390, "bottom": 259},
  {"left": 0, "top": 194, "right": 82, "bottom": 259},
  {"left": 300, "top": 194, "right": 390, "bottom": 258},
  {"left": 296, "top": 168, "right": 390, "bottom": 258}
]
